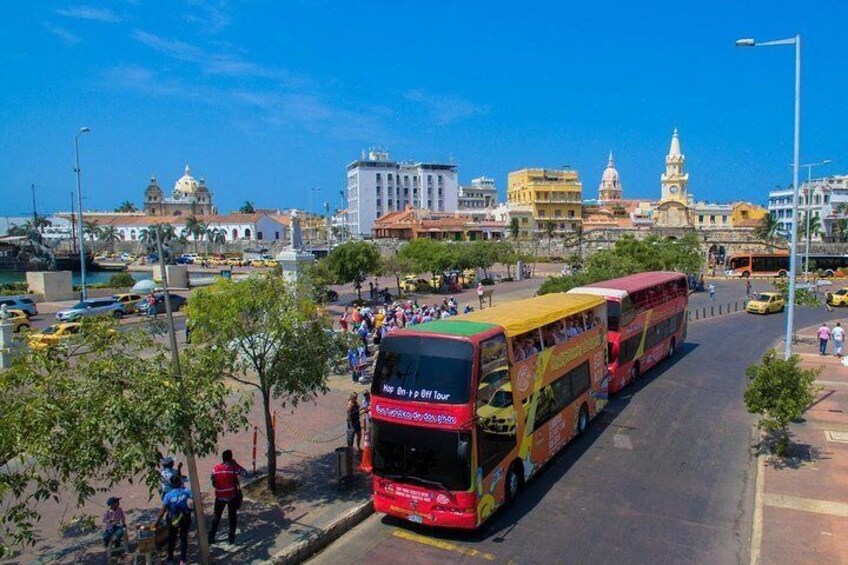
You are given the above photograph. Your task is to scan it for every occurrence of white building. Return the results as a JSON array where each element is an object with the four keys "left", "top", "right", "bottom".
[
  {"left": 458, "top": 177, "right": 498, "bottom": 210},
  {"left": 768, "top": 175, "right": 848, "bottom": 239},
  {"left": 346, "top": 149, "right": 459, "bottom": 237}
]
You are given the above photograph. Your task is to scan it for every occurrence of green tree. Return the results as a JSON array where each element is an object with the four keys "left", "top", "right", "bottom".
[
  {"left": 114, "top": 200, "right": 138, "bottom": 213},
  {"left": 834, "top": 218, "right": 848, "bottom": 243},
  {"left": 744, "top": 349, "right": 820, "bottom": 456},
  {"left": 82, "top": 219, "right": 101, "bottom": 241},
  {"left": 380, "top": 253, "right": 415, "bottom": 296},
  {"left": 754, "top": 214, "right": 781, "bottom": 244},
  {"left": 397, "top": 239, "right": 446, "bottom": 278},
  {"left": 495, "top": 240, "right": 519, "bottom": 279},
  {"left": 797, "top": 213, "right": 822, "bottom": 240},
  {"left": 187, "top": 276, "right": 337, "bottom": 493},
  {"left": 543, "top": 220, "right": 557, "bottom": 258},
  {"left": 183, "top": 216, "right": 206, "bottom": 253},
  {"left": 325, "top": 240, "right": 381, "bottom": 299},
  {"left": 0, "top": 318, "right": 247, "bottom": 557},
  {"left": 508, "top": 217, "right": 520, "bottom": 240},
  {"left": 239, "top": 201, "right": 256, "bottom": 214},
  {"left": 466, "top": 240, "right": 498, "bottom": 279},
  {"left": 98, "top": 225, "right": 122, "bottom": 252}
]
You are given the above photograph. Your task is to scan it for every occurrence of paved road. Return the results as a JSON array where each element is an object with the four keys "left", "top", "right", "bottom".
[{"left": 310, "top": 306, "right": 845, "bottom": 565}]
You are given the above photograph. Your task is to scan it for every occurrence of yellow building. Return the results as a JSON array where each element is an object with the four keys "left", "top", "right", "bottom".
[
  {"left": 731, "top": 202, "right": 768, "bottom": 227},
  {"left": 507, "top": 168, "right": 582, "bottom": 232}
]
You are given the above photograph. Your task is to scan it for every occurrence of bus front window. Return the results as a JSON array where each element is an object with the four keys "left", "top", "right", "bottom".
[
  {"left": 373, "top": 337, "right": 474, "bottom": 404},
  {"left": 372, "top": 420, "right": 471, "bottom": 491}
]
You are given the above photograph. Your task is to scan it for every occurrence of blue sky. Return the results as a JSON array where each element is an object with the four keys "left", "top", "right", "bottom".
[{"left": 1, "top": 0, "right": 846, "bottom": 216}]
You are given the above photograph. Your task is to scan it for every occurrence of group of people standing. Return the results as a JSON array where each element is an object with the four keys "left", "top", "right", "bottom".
[{"left": 102, "top": 450, "right": 246, "bottom": 564}]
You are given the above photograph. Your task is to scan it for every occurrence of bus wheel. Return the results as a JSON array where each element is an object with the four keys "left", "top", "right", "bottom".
[
  {"left": 778, "top": 271, "right": 788, "bottom": 278},
  {"left": 668, "top": 338, "right": 676, "bottom": 359},
  {"left": 505, "top": 462, "right": 523, "bottom": 504},
  {"left": 742, "top": 271, "right": 750, "bottom": 278},
  {"left": 577, "top": 404, "right": 589, "bottom": 435},
  {"left": 629, "top": 362, "right": 640, "bottom": 384}
]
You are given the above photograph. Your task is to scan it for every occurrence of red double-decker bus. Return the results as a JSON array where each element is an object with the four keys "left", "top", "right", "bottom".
[
  {"left": 369, "top": 293, "right": 608, "bottom": 528},
  {"left": 568, "top": 272, "right": 688, "bottom": 394}
]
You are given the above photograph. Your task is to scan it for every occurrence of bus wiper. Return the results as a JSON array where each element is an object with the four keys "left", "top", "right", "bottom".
[{"left": 402, "top": 474, "right": 451, "bottom": 493}]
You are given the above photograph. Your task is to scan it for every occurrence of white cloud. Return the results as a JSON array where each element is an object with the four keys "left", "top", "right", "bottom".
[
  {"left": 55, "top": 5, "right": 122, "bottom": 23},
  {"left": 43, "top": 23, "right": 81, "bottom": 46},
  {"left": 405, "top": 90, "right": 487, "bottom": 125},
  {"left": 184, "top": 0, "right": 231, "bottom": 34}
]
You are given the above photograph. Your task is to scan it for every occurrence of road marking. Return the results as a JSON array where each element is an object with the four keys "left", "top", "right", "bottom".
[
  {"left": 392, "top": 530, "right": 497, "bottom": 561},
  {"left": 613, "top": 433, "right": 633, "bottom": 450},
  {"left": 750, "top": 454, "right": 764, "bottom": 565},
  {"left": 763, "top": 493, "right": 848, "bottom": 517},
  {"left": 826, "top": 430, "right": 848, "bottom": 443}
]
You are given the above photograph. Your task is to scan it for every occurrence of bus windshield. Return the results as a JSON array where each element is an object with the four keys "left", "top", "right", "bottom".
[
  {"left": 373, "top": 336, "right": 474, "bottom": 404},
  {"left": 372, "top": 420, "right": 471, "bottom": 491}
]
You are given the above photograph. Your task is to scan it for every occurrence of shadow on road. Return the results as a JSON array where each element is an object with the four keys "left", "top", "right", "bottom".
[{"left": 379, "top": 341, "right": 700, "bottom": 545}]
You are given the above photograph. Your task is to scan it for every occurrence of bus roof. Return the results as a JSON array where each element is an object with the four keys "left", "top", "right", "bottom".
[
  {"left": 456, "top": 293, "right": 604, "bottom": 338},
  {"left": 583, "top": 271, "right": 685, "bottom": 294}
]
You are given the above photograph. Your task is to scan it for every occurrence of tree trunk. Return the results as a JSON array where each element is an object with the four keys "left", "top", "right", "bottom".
[
  {"left": 262, "top": 390, "right": 277, "bottom": 492},
  {"left": 395, "top": 274, "right": 401, "bottom": 296}
]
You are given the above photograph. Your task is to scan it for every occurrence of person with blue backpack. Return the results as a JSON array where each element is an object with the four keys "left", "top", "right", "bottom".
[{"left": 155, "top": 473, "right": 194, "bottom": 565}]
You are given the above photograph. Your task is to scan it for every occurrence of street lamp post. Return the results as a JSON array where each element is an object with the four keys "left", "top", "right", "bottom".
[
  {"left": 73, "top": 127, "right": 91, "bottom": 300},
  {"left": 798, "top": 160, "right": 832, "bottom": 278},
  {"left": 736, "top": 35, "right": 801, "bottom": 360}
]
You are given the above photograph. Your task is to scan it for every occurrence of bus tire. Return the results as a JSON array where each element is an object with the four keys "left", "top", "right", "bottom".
[
  {"left": 742, "top": 271, "right": 750, "bottom": 278},
  {"left": 577, "top": 404, "right": 589, "bottom": 435},
  {"left": 629, "top": 362, "right": 640, "bottom": 384},
  {"left": 778, "top": 271, "right": 788, "bottom": 278},
  {"left": 505, "top": 461, "right": 523, "bottom": 504},
  {"left": 825, "top": 270, "right": 835, "bottom": 278},
  {"left": 668, "top": 338, "right": 676, "bottom": 359}
]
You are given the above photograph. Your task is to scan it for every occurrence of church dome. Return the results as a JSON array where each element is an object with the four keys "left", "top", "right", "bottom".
[
  {"left": 173, "top": 164, "right": 200, "bottom": 199},
  {"left": 602, "top": 152, "right": 619, "bottom": 185},
  {"left": 145, "top": 176, "right": 163, "bottom": 197}
]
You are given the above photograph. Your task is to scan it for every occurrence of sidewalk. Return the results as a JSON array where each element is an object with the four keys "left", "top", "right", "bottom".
[
  {"left": 15, "top": 372, "right": 374, "bottom": 565},
  {"left": 752, "top": 323, "right": 848, "bottom": 564}
]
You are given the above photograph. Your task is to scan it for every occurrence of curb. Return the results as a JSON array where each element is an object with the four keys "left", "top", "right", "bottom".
[{"left": 264, "top": 499, "right": 374, "bottom": 565}]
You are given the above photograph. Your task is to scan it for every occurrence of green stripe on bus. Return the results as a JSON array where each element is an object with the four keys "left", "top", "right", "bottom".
[{"left": 413, "top": 319, "right": 498, "bottom": 337}]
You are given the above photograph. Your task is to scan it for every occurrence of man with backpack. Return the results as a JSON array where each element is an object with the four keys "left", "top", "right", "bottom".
[
  {"left": 155, "top": 474, "right": 194, "bottom": 565},
  {"left": 208, "top": 449, "right": 246, "bottom": 546}
]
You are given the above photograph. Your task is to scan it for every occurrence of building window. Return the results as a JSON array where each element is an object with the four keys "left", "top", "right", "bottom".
[
  {"left": 723, "top": 216, "right": 728, "bottom": 224},
  {"left": 376, "top": 173, "right": 381, "bottom": 182},
  {"left": 699, "top": 215, "right": 704, "bottom": 223},
  {"left": 275, "top": 231, "right": 280, "bottom": 240},
  {"left": 388, "top": 174, "right": 393, "bottom": 181},
  {"left": 245, "top": 228, "right": 251, "bottom": 239},
  {"left": 232, "top": 228, "right": 238, "bottom": 239},
  {"left": 257, "top": 231, "right": 263, "bottom": 240},
  {"left": 568, "top": 210, "right": 575, "bottom": 218},
  {"left": 538, "top": 210, "right": 545, "bottom": 218},
  {"left": 710, "top": 215, "right": 716, "bottom": 224}
]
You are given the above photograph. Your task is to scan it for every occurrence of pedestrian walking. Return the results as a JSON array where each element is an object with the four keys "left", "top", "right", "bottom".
[
  {"left": 155, "top": 473, "right": 193, "bottom": 565},
  {"left": 208, "top": 449, "right": 246, "bottom": 546},
  {"left": 102, "top": 497, "right": 127, "bottom": 549},
  {"left": 708, "top": 284, "right": 716, "bottom": 301},
  {"left": 746, "top": 279, "right": 752, "bottom": 298},
  {"left": 817, "top": 322, "right": 831, "bottom": 356},
  {"left": 832, "top": 322, "right": 845, "bottom": 358},
  {"left": 145, "top": 293, "right": 158, "bottom": 319},
  {"left": 346, "top": 392, "right": 362, "bottom": 452},
  {"left": 159, "top": 456, "right": 183, "bottom": 499}
]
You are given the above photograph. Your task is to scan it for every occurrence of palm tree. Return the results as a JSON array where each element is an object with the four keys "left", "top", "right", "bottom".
[
  {"left": 209, "top": 227, "right": 226, "bottom": 251},
  {"left": 6, "top": 223, "right": 27, "bottom": 237},
  {"left": 239, "top": 201, "right": 256, "bottom": 214},
  {"left": 753, "top": 214, "right": 781, "bottom": 244},
  {"left": 835, "top": 218, "right": 848, "bottom": 243},
  {"left": 83, "top": 219, "right": 101, "bottom": 241},
  {"left": 543, "top": 220, "right": 557, "bottom": 258},
  {"left": 115, "top": 200, "right": 138, "bottom": 213},
  {"left": 98, "top": 225, "right": 122, "bottom": 252},
  {"left": 797, "top": 213, "right": 822, "bottom": 241},
  {"left": 183, "top": 216, "right": 206, "bottom": 252}
]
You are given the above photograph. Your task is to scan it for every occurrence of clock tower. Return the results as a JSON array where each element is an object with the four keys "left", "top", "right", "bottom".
[{"left": 660, "top": 128, "right": 689, "bottom": 203}]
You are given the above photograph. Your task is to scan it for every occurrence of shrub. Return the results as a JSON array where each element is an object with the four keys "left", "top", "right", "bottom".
[{"left": 108, "top": 272, "right": 136, "bottom": 288}]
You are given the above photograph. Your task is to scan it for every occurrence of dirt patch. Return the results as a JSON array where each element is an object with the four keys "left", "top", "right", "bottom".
[{"left": 243, "top": 475, "right": 299, "bottom": 505}]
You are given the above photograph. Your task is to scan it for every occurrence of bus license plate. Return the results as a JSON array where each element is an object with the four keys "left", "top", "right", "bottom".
[{"left": 408, "top": 514, "right": 423, "bottom": 524}]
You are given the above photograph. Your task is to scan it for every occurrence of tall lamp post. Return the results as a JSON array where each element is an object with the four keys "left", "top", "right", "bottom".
[
  {"left": 73, "top": 127, "right": 91, "bottom": 300},
  {"left": 736, "top": 35, "right": 801, "bottom": 360},
  {"left": 798, "top": 159, "right": 832, "bottom": 278}
]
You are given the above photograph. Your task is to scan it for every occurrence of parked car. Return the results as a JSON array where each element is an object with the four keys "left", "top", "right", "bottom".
[
  {"left": 0, "top": 296, "right": 38, "bottom": 317},
  {"left": 400, "top": 275, "right": 432, "bottom": 293},
  {"left": 29, "top": 322, "right": 82, "bottom": 350},
  {"left": 746, "top": 292, "right": 786, "bottom": 315},
  {"left": 112, "top": 293, "right": 143, "bottom": 314},
  {"left": 147, "top": 253, "right": 160, "bottom": 263},
  {"left": 135, "top": 293, "right": 187, "bottom": 315},
  {"left": 175, "top": 255, "right": 194, "bottom": 265},
  {"left": 6, "top": 308, "right": 31, "bottom": 332},
  {"left": 56, "top": 298, "right": 126, "bottom": 322},
  {"left": 826, "top": 287, "right": 848, "bottom": 307}
]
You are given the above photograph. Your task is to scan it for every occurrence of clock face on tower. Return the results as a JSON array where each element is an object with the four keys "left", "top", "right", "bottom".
[{"left": 669, "top": 185, "right": 679, "bottom": 194}]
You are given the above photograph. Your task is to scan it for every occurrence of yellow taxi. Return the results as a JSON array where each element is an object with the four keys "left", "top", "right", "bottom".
[
  {"left": 6, "top": 308, "right": 31, "bottom": 333},
  {"left": 746, "top": 292, "right": 786, "bottom": 315},
  {"left": 28, "top": 322, "right": 82, "bottom": 350},
  {"left": 826, "top": 288, "right": 848, "bottom": 307},
  {"left": 249, "top": 259, "right": 266, "bottom": 268},
  {"left": 112, "top": 293, "right": 143, "bottom": 314},
  {"left": 263, "top": 259, "right": 278, "bottom": 268},
  {"left": 226, "top": 257, "right": 244, "bottom": 267},
  {"left": 400, "top": 275, "right": 430, "bottom": 293},
  {"left": 476, "top": 382, "right": 538, "bottom": 436}
]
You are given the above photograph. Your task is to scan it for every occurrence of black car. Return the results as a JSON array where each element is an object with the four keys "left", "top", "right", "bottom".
[{"left": 135, "top": 293, "right": 187, "bottom": 315}]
